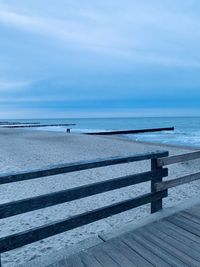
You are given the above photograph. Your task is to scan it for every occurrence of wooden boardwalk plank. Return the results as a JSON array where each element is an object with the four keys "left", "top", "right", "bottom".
[
  {"left": 120, "top": 234, "right": 169, "bottom": 266},
  {"left": 144, "top": 225, "right": 199, "bottom": 266},
  {"left": 110, "top": 238, "right": 153, "bottom": 266},
  {"left": 49, "top": 203, "right": 200, "bottom": 267},
  {"left": 185, "top": 209, "right": 200, "bottom": 220},
  {"left": 179, "top": 211, "right": 200, "bottom": 225},
  {"left": 88, "top": 247, "right": 121, "bottom": 267},
  {"left": 158, "top": 221, "right": 200, "bottom": 249},
  {"left": 146, "top": 224, "right": 200, "bottom": 266},
  {"left": 150, "top": 222, "right": 200, "bottom": 257},
  {"left": 158, "top": 220, "right": 200, "bottom": 244},
  {"left": 95, "top": 242, "right": 136, "bottom": 267},
  {"left": 64, "top": 254, "right": 85, "bottom": 267},
  {"left": 167, "top": 215, "right": 200, "bottom": 237},
  {"left": 133, "top": 228, "right": 187, "bottom": 266},
  {"left": 79, "top": 251, "right": 103, "bottom": 267},
  {"left": 49, "top": 258, "right": 70, "bottom": 267},
  {"left": 184, "top": 209, "right": 200, "bottom": 224},
  {"left": 134, "top": 227, "right": 189, "bottom": 267},
  {"left": 49, "top": 260, "right": 70, "bottom": 267}
]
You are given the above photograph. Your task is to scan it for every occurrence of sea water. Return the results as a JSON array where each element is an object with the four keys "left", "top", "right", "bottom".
[{"left": 3, "top": 117, "right": 200, "bottom": 148}]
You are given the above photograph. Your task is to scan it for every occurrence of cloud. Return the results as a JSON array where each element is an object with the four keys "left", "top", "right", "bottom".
[
  {"left": 0, "top": 80, "right": 30, "bottom": 91},
  {"left": 0, "top": 8, "right": 126, "bottom": 54},
  {"left": 0, "top": 0, "right": 200, "bottom": 118},
  {"left": 1, "top": 1, "right": 200, "bottom": 66}
]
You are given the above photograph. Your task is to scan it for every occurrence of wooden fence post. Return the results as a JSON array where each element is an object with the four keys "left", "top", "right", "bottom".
[{"left": 151, "top": 155, "right": 168, "bottom": 213}]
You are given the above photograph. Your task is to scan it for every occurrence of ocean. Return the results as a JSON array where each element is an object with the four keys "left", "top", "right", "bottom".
[{"left": 2, "top": 117, "right": 200, "bottom": 148}]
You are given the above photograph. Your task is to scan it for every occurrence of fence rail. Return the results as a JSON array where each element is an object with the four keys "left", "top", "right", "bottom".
[
  {"left": 0, "top": 169, "right": 168, "bottom": 219},
  {"left": 0, "top": 151, "right": 168, "bottom": 185},
  {"left": 0, "top": 190, "right": 168, "bottom": 254},
  {"left": 155, "top": 171, "right": 200, "bottom": 191},
  {"left": 157, "top": 150, "right": 200, "bottom": 167},
  {"left": 0, "top": 151, "right": 168, "bottom": 265},
  {"left": 1, "top": 149, "right": 200, "bottom": 266},
  {"left": 155, "top": 150, "right": 200, "bottom": 192}
]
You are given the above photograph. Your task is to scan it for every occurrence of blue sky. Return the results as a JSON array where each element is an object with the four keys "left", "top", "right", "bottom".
[{"left": 0, "top": 0, "right": 200, "bottom": 118}]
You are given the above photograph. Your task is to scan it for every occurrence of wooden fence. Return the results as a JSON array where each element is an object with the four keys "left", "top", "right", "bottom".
[
  {"left": 155, "top": 150, "right": 200, "bottom": 191},
  {"left": 0, "top": 149, "right": 200, "bottom": 266}
]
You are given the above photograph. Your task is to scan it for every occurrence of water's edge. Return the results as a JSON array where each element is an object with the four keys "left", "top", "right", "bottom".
[{"left": 1, "top": 117, "right": 200, "bottom": 147}]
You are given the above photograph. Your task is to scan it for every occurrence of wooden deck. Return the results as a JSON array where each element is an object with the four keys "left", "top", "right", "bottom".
[{"left": 51, "top": 203, "right": 200, "bottom": 267}]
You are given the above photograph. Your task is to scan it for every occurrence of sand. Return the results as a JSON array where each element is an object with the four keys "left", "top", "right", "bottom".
[{"left": 0, "top": 128, "right": 200, "bottom": 266}]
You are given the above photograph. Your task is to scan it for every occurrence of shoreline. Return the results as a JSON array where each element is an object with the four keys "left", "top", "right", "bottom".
[
  {"left": 31, "top": 127, "right": 200, "bottom": 151},
  {"left": 106, "top": 134, "right": 200, "bottom": 151},
  {"left": 21, "top": 127, "right": 200, "bottom": 151},
  {"left": 7, "top": 121, "right": 200, "bottom": 150}
]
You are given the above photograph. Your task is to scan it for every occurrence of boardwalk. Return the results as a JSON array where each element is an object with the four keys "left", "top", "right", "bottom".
[{"left": 51, "top": 203, "right": 200, "bottom": 267}]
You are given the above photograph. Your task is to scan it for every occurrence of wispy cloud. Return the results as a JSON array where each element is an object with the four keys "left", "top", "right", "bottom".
[
  {"left": 1, "top": 2, "right": 200, "bottom": 64},
  {"left": 0, "top": 8, "right": 126, "bottom": 54},
  {"left": 0, "top": 80, "right": 30, "bottom": 91}
]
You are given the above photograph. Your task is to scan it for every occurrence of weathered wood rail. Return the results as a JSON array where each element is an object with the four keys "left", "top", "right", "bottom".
[
  {"left": 155, "top": 150, "right": 200, "bottom": 191},
  {"left": 0, "top": 151, "right": 168, "bottom": 266},
  {"left": 1, "top": 149, "right": 200, "bottom": 266}
]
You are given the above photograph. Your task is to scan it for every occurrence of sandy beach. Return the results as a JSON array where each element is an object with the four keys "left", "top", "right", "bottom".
[{"left": 0, "top": 128, "right": 200, "bottom": 266}]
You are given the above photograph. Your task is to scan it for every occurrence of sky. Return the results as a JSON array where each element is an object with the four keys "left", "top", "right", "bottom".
[{"left": 0, "top": 0, "right": 200, "bottom": 118}]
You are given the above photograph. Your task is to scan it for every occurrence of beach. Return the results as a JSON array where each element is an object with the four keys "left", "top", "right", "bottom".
[{"left": 0, "top": 128, "right": 200, "bottom": 266}]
